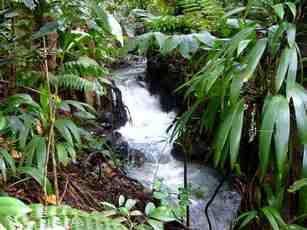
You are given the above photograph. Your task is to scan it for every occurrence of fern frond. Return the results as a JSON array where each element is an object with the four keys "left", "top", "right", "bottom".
[
  {"left": 176, "top": 0, "right": 225, "bottom": 31},
  {"left": 63, "top": 56, "right": 108, "bottom": 78},
  {"left": 50, "top": 74, "right": 106, "bottom": 95},
  {"left": 0, "top": 201, "right": 128, "bottom": 230}
]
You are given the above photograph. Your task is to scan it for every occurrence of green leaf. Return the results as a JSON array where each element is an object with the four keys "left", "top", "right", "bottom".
[
  {"left": 286, "top": 47, "right": 298, "bottom": 89},
  {"left": 56, "top": 143, "right": 69, "bottom": 166},
  {"left": 261, "top": 207, "right": 279, "bottom": 230},
  {"left": 230, "top": 100, "right": 245, "bottom": 169},
  {"left": 64, "top": 119, "right": 81, "bottom": 144},
  {"left": 241, "top": 38, "right": 267, "bottom": 82},
  {"left": 0, "top": 158, "right": 7, "bottom": 183},
  {"left": 102, "top": 10, "right": 123, "bottom": 46},
  {"left": 145, "top": 203, "right": 156, "bottom": 216},
  {"left": 273, "top": 96, "right": 290, "bottom": 181},
  {"left": 161, "top": 35, "right": 181, "bottom": 54},
  {"left": 125, "top": 199, "right": 137, "bottom": 211},
  {"left": 0, "top": 197, "right": 31, "bottom": 217},
  {"left": 288, "top": 178, "right": 307, "bottom": 193},
  {"left": 273, "top": 4, "right": 285, "bottom": 20},
  {"left": 285, "top": 2, "right": 297, "bottom": 18},
  {"left": 118, "top": 207, "right": 129, "bottom": 216},
  {"left": 194, "top": 31, "right": 217, "bottom": 47},
  {"left": 236, "top": 210, "right": 258, "bottom": 229},
  {"left": 299, "top": 145, "right": 307, "bottom": 213},
  {"left": 55, "top": 119, "right": 73, "bottom": 145},
  {"left": 0, "top": 149, "right": 16, "bottom": 177},
  {"left": 178, "top": 34, "right": 199, "bottom": 59},
  {"left": 148, "top": 206, "right": 176, "bottom": 222},
  {"left": 225, "top": 28, "right": 254, "bottom": 56},
  {"left": 39, "top": 85, "right": 50, "bottom": 117},
  {"left": 64, "top": 144, "right": 76, "bottom": 162},
  {"left": 0, "top": 113, "right": 7, "bottom": 131},
  {"left": 275, "top": 48, "right": 290, "bottom": 92},
  {"left": 288, "top": 225, "right": 307, "bottom": 230},
  {"left": 237, "top": 39, "right": 251, "bottom": 57},
  {"left": 259, "top": 96, "right": 279, "bottom": 180},
  {"left": 154, "top": 32, "right": 167, "bottom": 50},
  {"left": 287, "top": 24, "right": 296, "bottom": 48},
  {"left": 35, "top": 137, "right": 47, "bottom": 172},
  {"left": 148, "top": 219, "right": 164, "bottom": 230},
  {"left": 18, "top": 167, "right": 53, "bottom": 195},
  {"left": 287, "top": 84, "right": 307, "bottom": 143},
  {"left": 119, "top": 195, "right": 125, "bottom": 206},
  {"left": 213, "top": 105, "right": 237, "bottom": 167}
]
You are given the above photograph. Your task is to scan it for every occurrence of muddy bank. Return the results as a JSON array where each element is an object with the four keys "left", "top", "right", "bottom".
[{"left": 6, "top": 152, "right": 153, "bottom": 212}]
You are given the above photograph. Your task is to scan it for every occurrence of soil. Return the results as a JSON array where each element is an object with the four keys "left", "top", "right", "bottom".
[{"left": 6, "top": 152, "right": 153, "bottom": 212}]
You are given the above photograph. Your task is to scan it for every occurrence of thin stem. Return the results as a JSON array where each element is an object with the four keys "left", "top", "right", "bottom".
[{"left": 42, "top": 36, "right": 59, "bottom": 204}]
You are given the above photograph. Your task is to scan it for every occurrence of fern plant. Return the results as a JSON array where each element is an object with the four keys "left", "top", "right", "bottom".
[
  {"left": 175, "top": 0, "right": 225, "bottom": 32},
  {"left": 50, "top": 56, "right": 109, "bottom": 96},
  {"left": 0, "top": 196, "right": 180, "bottom": 230},
  {"left": 0, "top": 197, "right": 128, "bottom": 230},
  {"left": 0, "top": 92, "right": 95, "bottom": 194}
]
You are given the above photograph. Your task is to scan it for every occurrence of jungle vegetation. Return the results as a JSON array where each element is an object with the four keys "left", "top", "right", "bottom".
[{"left": 0, "top": 0, "right": 306, "bottom": 229}]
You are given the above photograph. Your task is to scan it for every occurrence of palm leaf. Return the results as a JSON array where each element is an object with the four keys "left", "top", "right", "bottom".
[{"left": 273, "top": 96, "right": 290, "bottom": 182}]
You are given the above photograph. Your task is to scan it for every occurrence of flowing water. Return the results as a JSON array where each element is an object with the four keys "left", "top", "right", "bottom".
[{"left": 113, "top": 59, "right": 241, "bottom": 230}]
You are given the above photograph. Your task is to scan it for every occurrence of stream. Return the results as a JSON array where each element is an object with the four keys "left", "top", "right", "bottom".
[{"left": 113, "top": 59, "right": 241, "bottom": 230}]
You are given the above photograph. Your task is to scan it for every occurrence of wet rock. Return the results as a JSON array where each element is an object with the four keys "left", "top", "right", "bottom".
[
  {"left": 106, "top": 131, "right": 129, "bottom": 158},
  {"left": 128, "top": 148, "right": 147, "bottom": 166},
  {"left": 97, "top": 81, "right": 128, "bottom": 130},
  {"left": 171, "top": 142, "right": 211, "bottom": 162},
  {"left": 146, "top": 52, "right": 186, "bottom": 112},
  {"left": 97, "top": 112, "right": 113, "bottom": 129}
]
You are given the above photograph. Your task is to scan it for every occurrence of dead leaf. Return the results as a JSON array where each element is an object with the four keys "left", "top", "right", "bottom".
[
  {"left": 11, "top": 149, "right": 22, "bottom": 160},
  {"left": 44, "top": 194, "right": 57, "bottom": 205},
  {"left": 36, "top": 120, "right": 44, "bottom": 135}
]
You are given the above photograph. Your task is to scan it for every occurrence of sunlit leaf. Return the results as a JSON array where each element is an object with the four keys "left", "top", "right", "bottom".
[
  {"left": 237, "top": 39, "right": 251, "bottom": 57},
  {"left": 273, "top": 4, "right": 285, "bottom": 20},
  {"left": 148, "top": 206, "right": 176, "bottom": 222},
  {"left": 285, "top": 2, "right": 297, "bottom": 18},
  {"left": 102, "top": 11, "right": 124, "bottom": 46},
  {"left": 241, "top": 38, "right": 267, "bottom": 81},
  {"left": 288, "top": 178, "right": 307, "bottom": 193},
  {"left": 287, "top": 24, "right": 296, "bottom": 48},
  {"left": 0, "top": 197, "right": 31, "bottom": 216},
  {"left": 286, "top": 47, "right": 298, "bottom": 89},
  {"left": 275, "top": 48, "right": 290, "bottom": 92},
  {"left": 261, "top": 207, "right": 279, "bottom": 230},
  {"left": 287, "top": 84, "right": 307, "bottom": 143}
]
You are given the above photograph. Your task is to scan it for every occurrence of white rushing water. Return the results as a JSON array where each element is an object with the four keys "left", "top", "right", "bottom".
[{"left": 113, "top": 59, "right": 241, "bottom": 230}]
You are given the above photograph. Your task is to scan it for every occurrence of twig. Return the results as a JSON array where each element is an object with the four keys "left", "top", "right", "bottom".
[
  {"left": 8, "top": 177, "right": 31, "bottom": 188},
  {"left": 59, "top": 176, "right": 69, "bottom": 204}
]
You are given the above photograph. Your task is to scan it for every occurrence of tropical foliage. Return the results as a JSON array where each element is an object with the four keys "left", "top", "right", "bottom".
[
  {"left": 0, "top": 0, "right": 306, "bottom": 229},
  {"left": 130, "top": 0, "right": 307, "bottom": 229}
]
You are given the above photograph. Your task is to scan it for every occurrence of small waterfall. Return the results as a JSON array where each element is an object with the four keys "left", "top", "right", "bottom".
[{"left": 112, "top": 59, "right": 241, "bottom": 230}]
